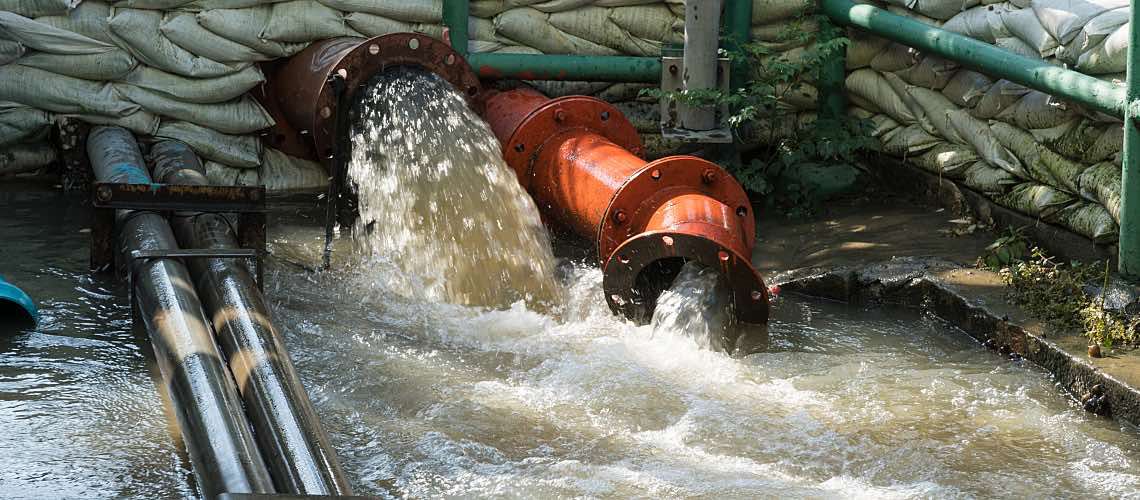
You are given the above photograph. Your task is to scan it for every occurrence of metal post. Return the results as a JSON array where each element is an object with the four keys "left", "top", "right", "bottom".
[
  {"left": 87, "top": 127, "right": 275, "bottom": 498},
  {"left": 442, "top": 0, "right": 469, "bottom": 57},
  {"left": 149, "top": 140, "right": 353, "bottom": 495},
  {"left": 723, "top": 0, "right": 752, "bottom": 90},
  {"left": 1119, "top": 11, "right": 1140, "bottom": 276},
  {"left": 680, "top": 0, "right": 723, "bottom": 130},
  {"left": 817, "top": 18, "right": 848, "bottom": 122}
]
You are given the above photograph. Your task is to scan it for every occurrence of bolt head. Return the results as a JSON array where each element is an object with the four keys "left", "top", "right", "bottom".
[
  {"left": 554, "top": 109, "right": 566, "bottom": 122},
  {"left": 701, "top": 168, "right": 718, "bottom": 184},
  {"left": 96, "top": 185, "right": 112, "bottom": 202},
  {"left": 613, "top": 210, "right": 627, "bottom": 224}
]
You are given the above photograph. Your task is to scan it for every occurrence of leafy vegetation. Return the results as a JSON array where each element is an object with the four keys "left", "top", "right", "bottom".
[
  {"left": 980, "top": 230, "right": 1136, "bottom": 348},
  {"left": 642, "top": 15, "right": 876, "bottom": 213}
]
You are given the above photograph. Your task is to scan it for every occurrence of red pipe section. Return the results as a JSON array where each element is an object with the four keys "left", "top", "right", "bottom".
[{"left": 482, "top": 86, "right": 769, "bottom": 324}]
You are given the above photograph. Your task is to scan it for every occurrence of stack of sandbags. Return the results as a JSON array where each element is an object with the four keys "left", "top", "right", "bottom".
[{"left": 844, "top": 0, "right": 1128, "bottom": 243}]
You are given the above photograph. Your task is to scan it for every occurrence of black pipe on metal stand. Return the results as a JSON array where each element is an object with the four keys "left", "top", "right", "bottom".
[
  {"left": 149, "top": 140, "right": 353, "bottom": 495},
  {"left": 87, "top": 127, "right": 275, "bottom": 498}
]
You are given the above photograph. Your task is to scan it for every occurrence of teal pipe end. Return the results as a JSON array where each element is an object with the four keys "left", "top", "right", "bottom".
[{"left": 0, "top": 275, "right": 37, "bottom": 328}]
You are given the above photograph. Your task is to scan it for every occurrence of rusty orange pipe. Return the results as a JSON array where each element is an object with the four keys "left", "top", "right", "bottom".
[{"left": 482, "top": 87, "right": 769, "bottom": 324}]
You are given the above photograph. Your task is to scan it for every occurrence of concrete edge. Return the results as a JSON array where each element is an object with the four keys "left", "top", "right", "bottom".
[{"left": 772, "top": 257, "right": 1140, "bottom": 427}]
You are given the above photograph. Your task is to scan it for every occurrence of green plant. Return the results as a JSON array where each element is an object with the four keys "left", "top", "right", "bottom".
[
  {"left": 642, "top": 15, "right": 875, "bottom": 212},
  {"left": 977, "top": 226, "right": 1029, "bottom": 270}
]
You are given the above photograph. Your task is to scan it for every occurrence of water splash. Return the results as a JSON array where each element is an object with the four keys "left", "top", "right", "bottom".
[
  {"left": 346, "top": 67, "right": 559, "bottom": 308},
  {"left": 650, "top": 261, "right": 736, "bottom": 351}
]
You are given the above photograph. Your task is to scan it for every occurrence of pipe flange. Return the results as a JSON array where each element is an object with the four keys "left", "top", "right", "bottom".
[
  {"left": 265, "top": 33, "right": 481, "bottom": 163},
  {"left": 597, "top": 156, "right": 756, "bottom": 262},
  {"left": 602, "top": 230, "right": 769, "bottom": 325},
  {"left": 501, "top": 96, "right": 642, "bottom": 188}
]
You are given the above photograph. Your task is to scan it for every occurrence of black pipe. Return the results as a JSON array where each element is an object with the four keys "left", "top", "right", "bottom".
[
  {"left": 87, "top": 127, "right": 276, "bottom": 498},
  {"left": 149, "top": 140, "right": 353, "bottom": 495}
]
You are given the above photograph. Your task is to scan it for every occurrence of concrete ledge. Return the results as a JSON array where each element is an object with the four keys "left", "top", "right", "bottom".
[{"left": 773, "top": 257, "right": 1140, "bottom": 427}]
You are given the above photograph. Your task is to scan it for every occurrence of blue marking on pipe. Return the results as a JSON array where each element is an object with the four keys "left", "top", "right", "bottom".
[
  {"left": 0, "top": 275, "right": 38, "bottom": 327},
  {"left": 110, "top": 163, "right": 151, "bottom": 184}
]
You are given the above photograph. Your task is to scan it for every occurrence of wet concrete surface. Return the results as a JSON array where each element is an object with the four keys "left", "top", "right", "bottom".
[{"left": 754, "top": 197, "right": 1140, "bottom": 425}]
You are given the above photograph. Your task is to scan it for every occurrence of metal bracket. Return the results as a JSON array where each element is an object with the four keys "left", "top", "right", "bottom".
[
  {"left": 90, "top": 182, "right": 267, "bottom": 283},
  {"left": 659, "top": 56, "right": 734, "bottom": 144},
  {"left": 127, "top": 249, "right": 261, "bottom": 336}
]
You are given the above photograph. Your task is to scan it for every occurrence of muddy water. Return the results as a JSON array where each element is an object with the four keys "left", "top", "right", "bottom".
[{"left": 265, "top": 210, "right": 1140, "bottom": 498}]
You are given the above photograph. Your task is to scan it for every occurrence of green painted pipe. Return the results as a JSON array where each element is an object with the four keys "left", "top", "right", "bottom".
[
  {"left": 821, "top": 0, "right": 1126, "bottom": 118},
  {"left": 441, "top": 0, "right": 468, "bottom": 57},
  {"left": 724, "top": 0, "right": 752, "bottom": 90},
  {"left": 817, "top": 18, "right": 847, "bottom": 121},
  {"left": 467, "top": 52, "right": 661, "bottom": 82},
  {"left": 1117, "top": 9, "right": 1140, "bottom": 277}
]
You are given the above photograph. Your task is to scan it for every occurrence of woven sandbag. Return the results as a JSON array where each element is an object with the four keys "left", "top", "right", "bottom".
[
  {"left": 993, "top": 36, "right": 1039, "bottom": 58},
  {"left": 1077, "top": 161, "right": 1120, "bottom": 222},
  {"left": 1029, "top": 119, "right": 1100, "bottom": 162},
  {"left": 866, "top": 112, "right": 901, "bottom": 138},
  {"left": 907, "top": 86, "right": 966, "bottom": 143},
  {"left": 495, "top": 8, "right": 620, "bottom": 56},
  {"left": 846, "top": 30, "right": 891, "bottom": 70},
  {"left": 1086, "top": 123, "right": 1123, "bottom": 163},
  {"left": 995, "top": 90, "right": 1077, "bottom": 129},
  {"left": 0, "top": 0, "right": 78, "bottom": 18},
  {"left": 116, "top": 84, "right": 273, "bottom": 134},
  {"left": 1031, "top": 0, "right": 1127, "bottom": 45},
  {"left": 156, "top": 120, "right": 261, "bottom": 168},
  {"left": 870, "top": 43, "right": 921, "bottom": 73},
  {"left": 882, "top": 71, "right": 937, "bottom": 132},
  {"left": 0, "top": 39, "right": 24, "bottom": 65},
  {"left": 197, "top": 7, "right": 307, "bottom": 58},
  {"left": 753, "top": 18, "right": 819, "bottom": 42},
  {"left": 122, "top": 64, "right": 264, "bottom": 104},
  {"left": 845, "top": 69, "right": 918, "bottom": 125},
  {"left": 997, "top": 182, "right": 1075, "bottom": 221},
  {"left": 880, "top": 124, "right": 942, "bottom": 156},
  {"left": 1053, "top": 201, "right": 1118, "bottom": 242},
  {"left": 549, "top": 6, "right": 659, "bottom": 56},
  {"left": 941, "top": 70, "right": 994, "bottom": 108},
  {"left": 946, "top": 109, "right": 1025, "bottom": 178},
  {"left": 0, "top": 103, "right": 49, "bottom": 146},
  {"left": 471, "top": 0, "right": 510, "bottom": 17},
  {"left": 961, "top": 160, "right": 1018, "bottom": 194},
  {"left": 0, "top": 64, "right": 138, "bottom": 116},
  {"left": 895, "top": 55, "right": 959, "bottom": 89},
  {"left": 751, "top": 0, "right": 813, "bottom": 25},
  {"left": 971, "top": 79, "right": 1030, "bottom": 119},
  {"left": 1076, "top": 22, "right": 1127, "bottom": 74},
  {"left": 69, "top": 109, "right": 161, "bottom": 135},
  {"left": 344, "top": 12, "right": 413, "bottom": 37},
  {"left": 33, "top": 0, "right": 113, "bottom": 43},
  {"left": 0, "top": 141, "right": 58, "bottom": 176},
  {"left": 260, "top": 147, "right": 328, "bottom": 193},
  {"left": 161, "top": 12, "right": 270, "bottom": 62},
  {"left": 609, "top": 4, "right": 681, "bottom": 44},
  {"left": 16, "top": 47, "right": 137, "bottom": 80},
  {"left": 318, "top": 0, "right": 441, "bottom": 23},
  {"left": 110, "top": 9, "right": 248, "bottom": 78},
  {"left": 613, "top": 100, "right": 657, "bottom": 133},
  {"left": 1058, "top": 6, "right": 1127, "bottom": 64},
  {"left": 999, "top": 7, "right": 1058, "bottom": 56},
  {"left": 911, "top": 142, "right": 979, "bottom": 178},
  {"left": 528, "top": 80, "right": 612, "bottom": 97},
  {"left": 594, "top": 82, "right": 652, "bottom": 102},
  {"left": 261, "top": 0, "right": 358, "bottom": 43},
  {"left": 204, "top": 160, "right": 259, "bottom": 186},
  {"left": 187, "top": 0, "right": 293, "bottom": 8},
  {"left": 114, "top": 0, "right": 194, "bottom": 8},
  {"left": 990, "top": 120, "right": 1086, "bottom": 192},
  {"left": 0, "top": 10, "right": 114, "bottom": 54},
  {"left": 942, "top": 3, "right": 1013, "bottom": 42},
  {"left": 912, "top": 0, "right": 982, "bottom": 21}
]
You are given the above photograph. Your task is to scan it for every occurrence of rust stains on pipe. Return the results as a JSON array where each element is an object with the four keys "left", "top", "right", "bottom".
[{"left": 481, "top": 88, "right": 769, "bottom": 324}]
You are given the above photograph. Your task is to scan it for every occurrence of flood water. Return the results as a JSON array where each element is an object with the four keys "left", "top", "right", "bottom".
[{"left": 2, "top": 186, "right": 1140, "bottom": 498}]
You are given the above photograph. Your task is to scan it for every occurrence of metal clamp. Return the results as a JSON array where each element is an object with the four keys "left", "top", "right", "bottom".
[{"left": 127, "top": 249, "right": 261, "bottom": 334}]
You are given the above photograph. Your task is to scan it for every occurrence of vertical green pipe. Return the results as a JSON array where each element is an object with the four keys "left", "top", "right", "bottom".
[
  {"left": 723, "top": 0, "right": 752, "bottom": 90},
  {"left": 442, "top": 0, "right": 468, "bottom": 57},
  {"left": 1118, "top": 11, "right": 1140, "bottom": 276},
  {"left": 817, "top": 18, "right": 847, "bottom": 122}
]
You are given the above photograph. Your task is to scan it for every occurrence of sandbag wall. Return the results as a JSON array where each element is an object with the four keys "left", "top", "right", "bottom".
[
  {"left": 844, "top": 0, "right": 1128, "bottom": 243},
  {"left": 0, "top": 0, "right": 821, "bottom": 191}
]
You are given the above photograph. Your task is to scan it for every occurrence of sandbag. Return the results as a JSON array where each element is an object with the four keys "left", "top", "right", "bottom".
[
  {"left": 110, "top": 9, "right": 248, "bottom": 78},
  {"left": 971, "top": 79, "right": 1030, "bottom": 118},
  {"left": 122, "top": 64, "right": 264, "bottom": 104},
  {"left": 865, "top": 112, "right": 901, "bottom": 138},
  {"left": 911, "top": 142, "right": 979, "bottom": 178},
  {"left": 993, "top": 36, "right": 1039, "bottom": 58},
  {"left": 161, "top": 12, "right": 270, "bottom": 63},
  {"left": 942, "top": 3, "right": 1013, "bottom": 42},
  {"left": 845, "top": 69, "right": 918, "bottom": 125},
  {"left": 155, "top": 120, "right": 261, "bottom": 168},
  {"left": 880, "top": 124, "right": 942, "bottom": 156},
  {"left": 33, "top": 1, "right": 113, "bottom": 43},
  {"left": 995, "top": 90, "right": 1076, "bottom": 129},
  {"left": 610, "top": 4, "right": 681, "bottom": 44},
  {"left": 909, "top": 86, "right": 966, "bottom": 143},
  {"left": 186, "top": 0, "right": 293, "bottom": 8},
  {"left": 912, "top": 0, "right": 981, "bottom": 21},
  {"left": 846, "top": 30, "right": 891, "bottom": 69},
  {"left": 495, "top": 8, "right": 621, "bottom": 55},
  {"left": 68, "top": 109, "right": 161, "bottom": 135},
  {"left": 613, "top": 100, "right": 657, "bottom": 133},
  {"left": 753, "top": 19, "right": 819, "bottom": 42},
  {"left": 114, "top": 0, "right": 194, "bottom": 8},
  {"left": 1060, "top": 6, "right": 1127, "bottom": 63},
  {"left": 0, "top": 0, "right": 77, "bottom": 18},
  {"left": 528, "top": 80, "right": 612, "bottom": 98},
  {"left": 0, "top": 104, "right": 49, "bottom": 146},
  {"left": 1053, "top": 201, "right": 1117, "bottom": 242},
  {"left": 870, "top": 43, "right": 921, "bottom": 73},
  {"left": 1029, "top": 119, "right": 1100, "bottom": 162},
  {"left": 941, "top": 70, "right": 994, "bottom": 108},
  {"left": 0, "top": 11, "right": 114, "bottom": 54},
  {"left": 1076, "top": 22, "right": 1127, "bottom": 74},
  {"left": 593, "top": 82, "right": 653, "bottom": 102},
  {"left": 997, "top": 182, "right": 1075, "bottom": 221},
  {"left": 0, "top": 39, "right": 24, "bottom": 65},
  {"left": 197, "top": 7, "right": 307, "bottom": 58},
  {"left": 261, "top": 147, "right": 328, "bottom": 193},
  {"left": 344, "top": 13, "right": 412, "bottom": 37},
  {"left": 0, "top": 141, "right": 57, "bottom": 176},
  {"left": 205, "top": 160, "right": 259, "bottom": 186},
  {"left": 0, "top": 64, "right": 137, "bottom": 116},
  {"left": 261, "top": 0, "right": 358, "bottom": 43},
  {"left": 548, "top": 6, "right": 659, "bottom": 55},
  {"left": 751, "top": 0, "right": 812, "bottom": 24},
  {"left": 116, "top": 84, "right": 273, "bottom": 134},
  {"left": 1086, "top": 123, "right": 1123, "bottom": 163},
  {"left": 317, "top": 0, "right": 442, "bottom": 23},
  {"left": 999, "top": 7, "right": 1058, "bottom": 56},
  {"left": 1032, "top": 0, "right": 1127, "bottom": 45},
  {"left": 990, "top": 120, "right": 1086, "bottom": 192},
  {"left": 16, "top": 48, "right": 137, "bottom": 80},
  {"left": 947, "top": 109, "right": 1025, "bottom": 177},
  {"left": 896, "top": 55, "right": 959, "bottom": 89},
  {"left": 882, "top": 71, "right": 937, "bottom": 132},
  {"left": 1077, "top": 161, "right": 1120, "bottom": 222},
  {"left": 961, "top": 160, "right": 1018, "bottom": 194}
]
